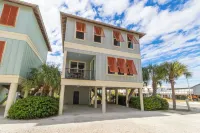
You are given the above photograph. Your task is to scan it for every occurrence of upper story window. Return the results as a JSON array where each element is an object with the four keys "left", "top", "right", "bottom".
[
  {"left": 127, "top": 34, "right": 139, "bottom": 49},
  {"left": 94, "top": 26, "right": 105, "bottom": 43},
  {"left": 127, "top": 34, "right": 133, "bottom": 49},
  {"left": 0, "top": 41, "right": 6, "bottom": 64},
  {"left": 113, "top": 31, "right": 124, "bottom": 47},
  {"left": 0, "top": 4, "right": 19, "bottom": 27},
  {"left": 76, "top": 22, "right": 86, "bottom": 40}
]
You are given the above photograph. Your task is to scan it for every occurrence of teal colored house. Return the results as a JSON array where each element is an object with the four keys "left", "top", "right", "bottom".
[{"left": 0, "top": 0, "right": 51, "bottom": 117}]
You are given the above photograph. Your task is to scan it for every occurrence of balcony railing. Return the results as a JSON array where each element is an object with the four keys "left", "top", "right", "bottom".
[{"left": 65, "top": 68, "right": 95, "bottom": 80}]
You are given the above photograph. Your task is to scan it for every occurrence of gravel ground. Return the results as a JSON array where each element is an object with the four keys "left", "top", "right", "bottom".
[{"left": 0, "top": 110, "right": 200, "bottom": 133}]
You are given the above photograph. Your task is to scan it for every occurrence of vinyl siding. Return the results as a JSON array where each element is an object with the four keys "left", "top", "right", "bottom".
[
  {"left": 0, "top": 37, "right": 24, "bottom": 75},
  {"left": 65, "top": 48, "right": 143, "bottom": 83},
  {"left": 0, "top": 1, "right": 48, "bottom": 61},
  {"left": 65, "top": 17, "right": 141, "bottom": 54}
]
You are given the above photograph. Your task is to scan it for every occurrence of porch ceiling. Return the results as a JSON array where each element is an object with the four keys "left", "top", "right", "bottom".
[{"left": 67, "top": 52, "right": 95, "bottom": 62}]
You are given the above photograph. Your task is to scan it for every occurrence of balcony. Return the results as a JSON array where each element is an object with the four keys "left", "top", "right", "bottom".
[{"left": 65, "top": 68, "right": 95, "bottom": 80}]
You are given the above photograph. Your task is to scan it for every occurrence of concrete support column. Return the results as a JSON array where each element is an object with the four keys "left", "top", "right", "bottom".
[
  {"left": 126, "top": 88, "right": 129, "bottom": 107},
  {"left": 94, "top": 87, "right": 97, "bottom": 108},
  {"left": 61, "top": 50, "right": 67, "bottom": 78},
  {"left": 88, "top": 88, "right": 91, "bottom": 105},
  {"left": 59, "top": 85, "right": 65, "bottom": 115},
  {"left": 139, "top": 88, "right": 144, "bottom": 111},
  {"left": 115, "top": 89, "right": 118, "bottom": 105},
  {"left": 4, "top": 83, "right": 18, "bottom": 118},
  {"left": 102, "top": 86, "right": 106, "bottom": 113}
]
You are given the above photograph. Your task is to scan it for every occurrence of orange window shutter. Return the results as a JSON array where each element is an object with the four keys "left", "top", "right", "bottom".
[
  {"left": 126, "top": 60, "right": 137, "bottom": 75},
  {"left": 0, "top": 4, "right": 11, "bottom": 25},
  {"left": 107, "top": 57, "right": 118, "bottom": 73},
  {"left": 94, "top": 26, "right": 105, "bottom": 37},
  {"left": 132, "top": 36, "right": 139, "bottom": 44},
  {"left": 0, "top": 41, "right": 5, "bottom": 63},
  {"left": 113, "top": 31, "right": 124, "bottom": 42},
  {"left": 76, "top": 22, "right": 86, "bottom": 32},
  {"left": 117, "top": 58, "right": 127, "bottom": 74},
  {"left": 7, "top": 6, "right": 19, "bottom": 26}
]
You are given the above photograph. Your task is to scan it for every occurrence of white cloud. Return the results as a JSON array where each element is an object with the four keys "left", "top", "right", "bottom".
[
  {"left": 20, "top": 0, "right": 200, "bottom": 87},
  {"left": 91, "top": 0, "right": 130, "bottom": 16},
  {"left": 153, "top": 0, "right": 170, "bottom": 5}
]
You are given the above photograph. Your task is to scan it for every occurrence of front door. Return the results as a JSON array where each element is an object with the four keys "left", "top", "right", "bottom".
[{"left": 73, "top": 91, "right": 79, "bottom": 104}]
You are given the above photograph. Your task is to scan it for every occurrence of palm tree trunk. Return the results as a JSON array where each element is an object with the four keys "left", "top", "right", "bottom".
[
  {"left": 152, "top": 81, "right": 157, "bottom": 96},
  {"left": 170, "top": 80, "right": 176, "bottom": 110},
  {"left": 24, "top": 90, "right": 29, "bottom": 98}
]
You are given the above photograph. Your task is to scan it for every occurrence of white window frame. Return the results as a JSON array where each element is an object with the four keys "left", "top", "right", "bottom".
[
  {"left": 127, "top": 34, "right": 134, "bottom": 50},
  {"left": 113, "top": 31, "right": 121, "bottom": 47},
  {"left": 74, "top": 20, "right": 86, "bottom": 40}
]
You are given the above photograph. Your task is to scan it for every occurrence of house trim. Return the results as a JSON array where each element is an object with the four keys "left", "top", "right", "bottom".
[
  {"left": 64, "top": 42, "right": 141, "bottom": 59},
  {"left": 61, "top": 79, "right": 143, "bottom": 88},
  {"left": 0, "top": 30, "right": 44, "bottom": 63},
  {"left": 0, "top": 75, "right": 24, "bottom": 84}
]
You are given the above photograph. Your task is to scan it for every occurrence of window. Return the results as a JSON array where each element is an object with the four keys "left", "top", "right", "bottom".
[
  {"left": 76, "top": 22, "right": 86, "bottom": 40},
  {"left": 113, "top": 31, "right": 124, "bottom": 47},
  {"left": 107, "top": 57, "right": 118, "bottom": 74},
  {"left": 94, "top": 26, "right": 105, "bottom": 43},
  {"left": 94, "top": 35, "right": 101, "bottom": 43},
  {"left": 70, "top": 61, "right": 85, "bottom": 72},
  {"left": 0, "top": 41, "right": 5, "bottom": 63},
  {"left": 126, "top": 60, "right": 137, "bottom": 76},
  {"left": 0, "top": 4, "right": 19, "bottom": 27},
  {"left": 127, "top": 36, "right": 133, "bottom": 49}
]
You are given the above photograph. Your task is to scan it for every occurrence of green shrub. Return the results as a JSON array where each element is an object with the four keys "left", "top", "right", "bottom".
[
  {"left": 8, "top": 96, "right": 59, "bottom": 119},
  {"left": 159, "top": 98, "right": 169, "bottom": 110},
  {"left": 119, "top": 95, "right": 169, "bottom": 111}
]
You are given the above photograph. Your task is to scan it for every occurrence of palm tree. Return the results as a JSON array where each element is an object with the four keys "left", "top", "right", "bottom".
[
  {"left": 21, "top": 64, "right": 61, "bottom": 97},
  {"left": 21, "top": 79, "right": 34, "bottom": 98},
  {"left": 161, "top": 61, "right": 192, "bottom": 110},
  {"left": 142, "top": 67, "right": 149, "bottom": 86},
  {"left": 143, "top": 64, "right": 165, "bottom": 96}
]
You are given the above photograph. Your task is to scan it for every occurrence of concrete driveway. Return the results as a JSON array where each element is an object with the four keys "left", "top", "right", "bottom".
[{"left": 1, "top": 104, "right": 200, "bottom": 133}]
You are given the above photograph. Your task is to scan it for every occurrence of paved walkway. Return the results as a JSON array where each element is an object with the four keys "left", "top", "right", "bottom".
[
  {"left": 1, "top": 104, "right": 200, "bottom": 133},
  {"left": 0, "top": 106, "right": 200, "bottom": 133}
]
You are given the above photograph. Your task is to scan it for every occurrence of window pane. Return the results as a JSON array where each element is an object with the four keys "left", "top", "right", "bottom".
[
  {"left": 114, "top": 39, "right": 120, "bottom": 46},
  {"left": 128, "top": 42, "right": 133, "bottom": 49},
  {"left": 76, "top": 32, "right": 84, "bottom": 39},
  {"left": 78, "top": 63, "right": 85, "bottom": 69},
  {"left": 70, "top": 62, "right": 77, "bottom": 69},
  {"left": 94, "top": 35, "right": 101, "bottom": 43}
]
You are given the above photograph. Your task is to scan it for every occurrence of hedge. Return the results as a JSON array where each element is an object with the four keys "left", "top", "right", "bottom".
[
  {"left": 8, "top": 96, "right": 59, "bottom": 119},
  {"left": 119, "top": 95, "right": 169, "bottom": 110}
]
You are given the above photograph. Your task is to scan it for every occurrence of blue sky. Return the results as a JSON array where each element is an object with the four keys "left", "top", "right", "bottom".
[{"left": 22, "top": 0, "right": 200, "bottom": 88}]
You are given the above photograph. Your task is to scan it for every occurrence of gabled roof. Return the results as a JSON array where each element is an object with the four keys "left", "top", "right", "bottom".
[
  {"left": 3, "top": 0, "right": 52, "bottom": 51},
  {"left": 60, "top": 12, "right": 146, "bottom": 51}
]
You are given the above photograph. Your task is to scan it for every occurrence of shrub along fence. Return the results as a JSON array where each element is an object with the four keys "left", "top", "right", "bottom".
[
  {"left": 118, "top": 95, "right": 169, "bottom": 110},
  {"left": 8, "top": 96, "right": 59, "bottom": 120}
]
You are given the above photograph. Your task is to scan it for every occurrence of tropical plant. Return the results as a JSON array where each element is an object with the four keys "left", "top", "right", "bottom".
[
  {"left": 8, "top": 96, "right": 59, "bottom": 119},
  {"left": 21, "top": 64, "right": 61, "bottom": 97},
  {"left": 161, "top": 61, "right": 192, "bottom": 110},
  {"left": 142, "top": 67, "right": 149, "bottom": 86},
  {"left": 142, "top": 64, "right": 165, "bottom": 96},
  {"left": 118, "top": 95, "right": 169, "bottom": 110}
]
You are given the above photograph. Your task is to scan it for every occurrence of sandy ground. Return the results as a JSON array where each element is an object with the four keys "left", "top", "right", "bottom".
[{"left": 0, "top": 103, "right": 200, "bottom": 133}]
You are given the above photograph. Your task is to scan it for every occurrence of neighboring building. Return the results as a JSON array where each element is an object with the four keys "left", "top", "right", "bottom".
[
  {"left": 59, "top": 12, "right": 145, "bottom": 114},
  {"left": 0, "top": 0, "right": 51, "bottom": 117},
  {"left": 192, "top": 84, "right": 200, "bottom": 95}
]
